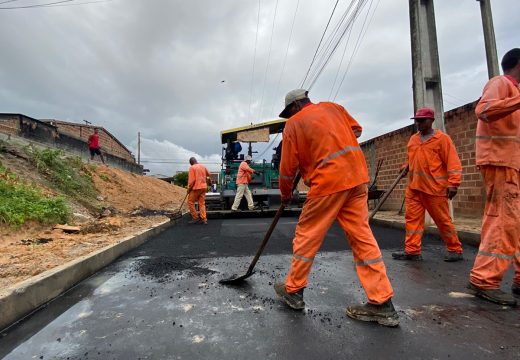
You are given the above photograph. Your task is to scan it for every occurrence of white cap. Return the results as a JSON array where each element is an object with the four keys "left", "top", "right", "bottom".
[
  {"left": 245, "top": 155, "right": 252, "bottom": 161},
  {"left": 279, "top": 89, "right": 309, "bottom": 118}
]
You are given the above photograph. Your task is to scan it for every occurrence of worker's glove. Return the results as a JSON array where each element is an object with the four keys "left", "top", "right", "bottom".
[
  {"left": 446, "top": 187, "right": 458, "bottom": 200},
  {"left": 400, "top": 165, "right": 409, "bottom": 177},
  {"left": 281, "top": 194, "right": 292, "bottom": 206},
  {"left": 186, "top": 188, "right": 191, "bottom": 194}
]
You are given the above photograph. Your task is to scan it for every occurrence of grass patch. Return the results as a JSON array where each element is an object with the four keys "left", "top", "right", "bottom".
[
  {"left": 99, "top": 174, "right": 110, "bottom": 182},
  {"left": 0, "top": 165, "right": 70, "bottom": 226},
  {"left": 24, "top": 146, "right": 99, "bottom": 211}
]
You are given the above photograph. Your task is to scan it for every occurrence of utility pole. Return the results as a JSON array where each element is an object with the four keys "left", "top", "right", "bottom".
[
  {"left": 137, "top": 132, "right": 141, "bottom": 165},
  {"left": 476, "top": 0, "right": 500, "bottom": 79},
  {"left": 408, "top": 0, "right": 445, "bottom": 132}
]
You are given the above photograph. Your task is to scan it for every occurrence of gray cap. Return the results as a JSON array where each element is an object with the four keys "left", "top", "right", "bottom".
[
  {"left": 279, "top": 89, "right": 309, "bottom": 118},
  {"left": 245, "top": 155, "right": 252, "bottom": 161}
]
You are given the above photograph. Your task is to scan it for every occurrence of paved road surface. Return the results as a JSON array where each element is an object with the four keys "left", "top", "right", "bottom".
[{"left": 1, "top": 217, "right": 519, "bottom": 359}]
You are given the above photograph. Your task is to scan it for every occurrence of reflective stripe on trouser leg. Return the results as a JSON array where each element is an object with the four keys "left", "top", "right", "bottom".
[
  {"left": 404, "top": 189, "right": 425, "bottom": 255},
  {"left": 470, "top": 166, "right": 520, "bottom": 289},
  {"left": 231, "top": 184, "right": 246, "bottom": 210},
  {"left": 285, "top": 193, "right": 341, "bottom": 293},
  {"left": 423, "top": 192, "right": 462, "bottom": 253},
  {"left": 188, "top": 191, "right": 199, "bottom": 220},
  {"left": 195, "top": 189, "right": 207, "bottom": 221},
  {"left": 336, "top": 184, "right": 394, "bottom": 304}
]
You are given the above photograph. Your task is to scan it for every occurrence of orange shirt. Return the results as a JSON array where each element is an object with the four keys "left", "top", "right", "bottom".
[
  {"left": 236, "top": 161, "right": 254, "bottom": 185},
  {"left": 475, "top": 75, "right": 520, "bottom": 170},
  {"left": 405, "top": 129, "right": 462, "bottom": 196},
  {"left": 188, "top": 163, "right": 210, "bottom": 190},
  {"left": 279, "top": 102, "right": 368, "bottom": 199}
]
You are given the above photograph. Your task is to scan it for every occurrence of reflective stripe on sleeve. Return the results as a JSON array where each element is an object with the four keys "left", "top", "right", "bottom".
[
  {"left": 356, "top": 257, "right": 383, "bottom": 266},
  {"left": 280, "top": 175, "right": 294, "bottom": 181},
  {"left": 477, "top": 251, "right": 514, "bottom": 260},
  {"left": 293, "top": 254, "right": 314, "bottom": 263},
  {"left": 448, "top": 169, "right": 462, "bottom": 174},
  {"left": 476, "top": 135, "right": 520, "bottom": 144},
  {"left": 317, "top": 145, "right": 362, "bottom": 168}
]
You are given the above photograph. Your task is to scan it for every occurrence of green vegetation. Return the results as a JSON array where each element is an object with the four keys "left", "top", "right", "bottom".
[
  {"left": 24, "top": 146, "right": 99, "bottom": 211},
  {"left": 0, "top": 165, "right": 70, "bottom": 226},
  {"left": 173, "top": 171, "right": 188, "bottom": 187}
]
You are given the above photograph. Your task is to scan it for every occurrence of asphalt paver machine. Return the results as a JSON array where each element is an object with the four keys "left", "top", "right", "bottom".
[{"left": 205, "top": 119, "right": 306, "bottom": 211}]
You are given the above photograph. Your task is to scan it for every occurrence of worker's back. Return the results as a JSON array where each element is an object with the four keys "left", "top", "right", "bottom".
[{"left": 281, "top": 102, "right": 369, "bottom": 198}]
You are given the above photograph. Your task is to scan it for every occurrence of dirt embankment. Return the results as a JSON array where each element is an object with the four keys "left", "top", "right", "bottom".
[{"left": 0, "top": 148, "right": 187, "bottom": 291}]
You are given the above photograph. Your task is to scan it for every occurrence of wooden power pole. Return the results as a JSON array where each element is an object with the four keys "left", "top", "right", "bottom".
[{"left": 137, "top": 132, "right": 141, "bottom": 165}]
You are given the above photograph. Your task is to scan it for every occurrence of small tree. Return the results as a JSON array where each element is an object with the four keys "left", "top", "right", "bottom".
[{"left": 174, "top": 171, "right": 189, "bottom": 187}]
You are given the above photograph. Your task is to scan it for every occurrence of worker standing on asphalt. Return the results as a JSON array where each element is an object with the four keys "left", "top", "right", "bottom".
[
  {"left": 187, "top": 157, "right": 210, "bottom": 225},
  {"left": 274, "top": 89, "right": 398, "bottom": 327},
  {"left": 392, "top": 107, "right": 463, "bottom": 262},
  {"left": 231, "top": 155, "right": 258, "bottom": 211},
  {"left": 468, "top": 48, "right": 520, "bottom": 306}
]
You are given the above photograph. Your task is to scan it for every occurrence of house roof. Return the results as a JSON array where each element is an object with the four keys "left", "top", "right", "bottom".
[{"left": 42, "top": 119, "right": 133, "bottom": 156}]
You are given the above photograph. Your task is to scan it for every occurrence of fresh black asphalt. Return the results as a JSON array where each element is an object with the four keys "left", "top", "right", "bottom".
[{"left": 1, "top": 216, "right": 519, "bottom": 359}]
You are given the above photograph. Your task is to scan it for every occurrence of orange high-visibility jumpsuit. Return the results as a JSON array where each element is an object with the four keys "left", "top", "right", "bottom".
[
  {"left": 470, "top": 75, "right": 520, "bottom": 289},
  {"left": 279, "top": 102, "right": 394, "bottom": 305},
  {"left": 403, "top": 130, "right": 463, "bottom": 255},
  {"left": 188, "top": 163, "right": 210, "bottom": 221}
]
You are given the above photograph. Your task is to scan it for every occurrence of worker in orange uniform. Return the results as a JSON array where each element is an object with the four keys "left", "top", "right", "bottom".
[
  {"left": 273, "top": 89, "right": 398, "bottom": 327},
  {"left": 468, "top": 48, "right": 520, "bottom": 306},
  {"left": 392, "top": 107, "right": 463, "bottom": 262},
  {"left": 187, "top": 157, "right": 210, "bottom": 225},
  {"left": 231, "top": 155, "right": 259, "bottom": 211}
]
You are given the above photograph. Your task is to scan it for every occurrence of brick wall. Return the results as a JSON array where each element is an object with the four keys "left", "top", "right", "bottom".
[
  {"left": 361, "top": 100, "right": 485, "bottom": 217},
  {"left": 49, "top": 122, "right": 134, "bottom": 162}
]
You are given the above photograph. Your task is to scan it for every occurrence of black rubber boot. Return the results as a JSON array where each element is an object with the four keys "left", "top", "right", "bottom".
[
  {"left": 274, "top": 282, "right": 305, "bottom": 310},
  {"left": 511, "top": 283, "right": 520, "bottom": 297},
  {"left": 188, "top": 218, "right": 200, "bottom": 224},
  {"left": 444, "top": 251, "right": 463, "bottom": 262},
  {"left": 467, "top": 283, "right": 517, "bottom": 306},
  {"left": 346, "top": 299, "right": 399, "bottom": 327},
  {"left": 391, "top": 251, "right": 423, "bottom": 261}
]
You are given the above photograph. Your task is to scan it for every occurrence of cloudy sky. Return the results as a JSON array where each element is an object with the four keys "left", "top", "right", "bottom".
[{"left": 0, "top": 0, "right": 517, "bottom": 175}]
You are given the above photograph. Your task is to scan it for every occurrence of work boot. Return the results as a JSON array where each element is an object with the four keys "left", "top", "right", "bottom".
[
  {"left": 188, "top": 218, "right": 200, "bottom": 224},
  {"left": 391, "top": 251, "right": 423, "bottom": 261},
  {"left": 511, "top": 283, "right": 520, "bottom": 297},
  {"left": 467, "top": 282, "right": 517, "bottom": 306},
  {"left": 200, "top": 220, "right": 208, "bottom": 225},
  {"left": 274, "top": 282, "right": 305, "bottom": 310},
  {"left": 444, "top": 251, "right": 463, "bottom": 262},
  {"left": 346, "top": 299, "right": 399, "bottom": 327}
]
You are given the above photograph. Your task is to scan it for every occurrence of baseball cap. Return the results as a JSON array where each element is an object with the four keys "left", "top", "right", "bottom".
[
  {"left": 279, "top": 89, "right": 309, "bottom": 118},
  {"left": 245, "top": 155, "right": 252, "bottom": 161},
  {"left": 411, "top": 107, "right": 435, "bottom": 120}
]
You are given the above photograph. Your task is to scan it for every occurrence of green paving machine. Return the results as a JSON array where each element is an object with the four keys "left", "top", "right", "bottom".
[{"left": 205, "top": 119, "right": 306, "bottom": 211}]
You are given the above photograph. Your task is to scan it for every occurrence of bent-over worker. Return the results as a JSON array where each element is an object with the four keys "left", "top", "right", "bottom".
[
  {"left": 392, "top": 107, "right": 463, "bottom": 262},
  {"left": 274, "top": 88, "right": 399, "bottom": 327}
]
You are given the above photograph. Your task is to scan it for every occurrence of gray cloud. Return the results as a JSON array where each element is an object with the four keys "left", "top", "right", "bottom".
[{"left": 1, "top": 0, "right": 517, "bottom": 174}]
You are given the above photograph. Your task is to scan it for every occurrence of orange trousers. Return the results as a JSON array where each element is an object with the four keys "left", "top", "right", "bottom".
[
  {"left": 404, "top": 189, "right": 462, "bottom": 255},
  {"left": 188, "top": 189, "right": 207, "bottom": 221},
  {"left": 285, "top": 184, "right": 394, "bottom": 305},
  {"left": 470, "top": 166, "right": 520, "bottom": 289}
]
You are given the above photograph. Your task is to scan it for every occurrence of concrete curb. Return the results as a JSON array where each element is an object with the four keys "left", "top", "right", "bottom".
[
  {"left": 0, "top": 216, "right": 183, "bottom": 332},
  {"left": 371, "top": 218, "right": 481, "bottom": 248}
]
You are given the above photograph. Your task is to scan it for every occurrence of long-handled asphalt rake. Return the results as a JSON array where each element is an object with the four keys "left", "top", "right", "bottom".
[
  {"left": 219, "top": 173, "right": 301, "bottom": 285},
  {"left": 171, "top": 192, "right": 189, "bottom": 220}
]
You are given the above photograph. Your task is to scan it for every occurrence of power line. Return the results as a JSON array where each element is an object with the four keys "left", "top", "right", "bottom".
[
  {"left": 333, "top": 0, "right": 379, "bottom": 100},
  {"left": 247, "top": 0, "right": 261, "bottom": 122},
  {"left": 300, "top": 0, "right": 340, "bottom": 88},
  {"left": 0, "top": 0, "right": 18, "bottom": 5},
  {"left": 0, "top": 0, "right": 75, "bottom": 9},
  {"left": 258, "top": 0, "right": 279, "bottom": 120},
  {"left": 270, "top": 0, "right": 300, "bottom": 116}
]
